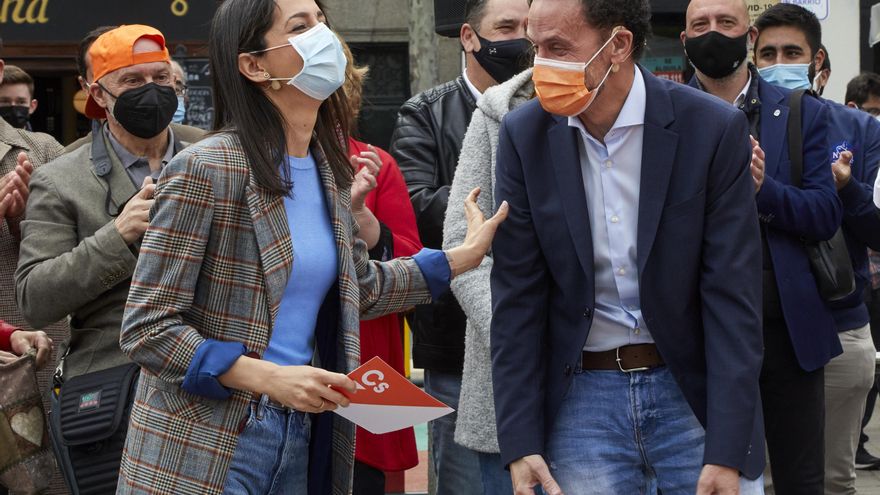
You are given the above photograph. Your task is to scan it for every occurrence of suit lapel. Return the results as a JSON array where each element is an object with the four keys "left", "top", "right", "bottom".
[
  {"left": 88, "top": 129, "right": 138, "bottom": 219},
  {"left": 637, "top": 68, "right": 679, "bottom": 272},
  {"left": 313, "top": 144, "right": 347, "bottom": 268},
  {"left": 245, "top": 160, "right": 293, "bottom": 318},
  {"left": 548, "top": 118, "right": 594, "bottom": 280},
  {"left": 0, "top": 142, "right": 13, "bottom": 171},
  {"left": 758, "top": 80, "right": 788, "bottom": 180}
]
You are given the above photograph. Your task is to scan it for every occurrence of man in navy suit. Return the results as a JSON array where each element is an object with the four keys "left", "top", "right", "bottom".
[
  {"left": 683, "top": 0, "right": 843, "bottom": 493},
  {"left": 490, "top": 0, "right": 768, "bottom": 493},
  {"left": 753, "top": 5, "right": 880, "bottom": 492}
]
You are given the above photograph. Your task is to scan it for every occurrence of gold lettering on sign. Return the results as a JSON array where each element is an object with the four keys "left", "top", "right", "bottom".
[
  {"left": 0, "top": 0, "right": 49, "bottom": 24},
  {"left": 171, "top": 0, "right": 188, "bottom": 17}
]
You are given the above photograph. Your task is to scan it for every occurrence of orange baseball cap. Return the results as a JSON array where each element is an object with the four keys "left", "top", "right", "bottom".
[{"left": 85, "top": 24, "right": 171, "bottom": 119}]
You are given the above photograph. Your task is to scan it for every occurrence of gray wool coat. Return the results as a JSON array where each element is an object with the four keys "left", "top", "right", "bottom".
[{"left": 442, "top": 69, "right": 533, "bottom": 452}]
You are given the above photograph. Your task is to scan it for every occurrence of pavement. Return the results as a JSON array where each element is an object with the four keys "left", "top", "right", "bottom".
[{"left": 856, "top": 400, "right": 880, "bottom": 493}]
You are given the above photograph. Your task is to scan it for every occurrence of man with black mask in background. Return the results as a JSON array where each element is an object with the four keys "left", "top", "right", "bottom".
[
  {"left": 389, "top": 0, "right": 530, "bottom": 492},
  {"left": 683, "top": 1, "right": 842, "bottom": 493}
]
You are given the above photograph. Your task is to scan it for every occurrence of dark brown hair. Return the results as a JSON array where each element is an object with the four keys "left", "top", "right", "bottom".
[
  {"left": 1, "top": 65, "right": 34, "bottom": 97},
  {"left": 209, "top": 0, "right": 353, "bottom": 196}
]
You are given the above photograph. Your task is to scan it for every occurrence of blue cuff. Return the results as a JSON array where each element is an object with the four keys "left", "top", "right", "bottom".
[
  {"left": 182, "top": 340, "right": 247, "bottom": 400},
  {"left": 412, "top": 248, "right": 451, "bottom": 301},
  {"left": 838, "top": 177, "right": 870, "bottom": 212}
]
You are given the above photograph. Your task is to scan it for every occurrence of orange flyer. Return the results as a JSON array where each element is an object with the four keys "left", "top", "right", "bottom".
[{"left": 332, "top": 356, "right": 454, "bottom": 434}]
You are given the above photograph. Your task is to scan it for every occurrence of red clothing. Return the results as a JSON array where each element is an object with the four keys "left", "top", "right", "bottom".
[
  {"left": 0, "top": 319, "right": 17, "bottom": 351},
  {"left": 349, "top": 138, "right": 423, "bottom": 472}
]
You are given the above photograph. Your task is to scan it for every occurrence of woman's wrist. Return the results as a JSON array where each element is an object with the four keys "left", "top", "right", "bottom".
[
  {"left": 219, "top": 355, "right": 278, "bottom": 396},
  {"left": 445, "top": 245, "right": 481, "bottom": 279}
]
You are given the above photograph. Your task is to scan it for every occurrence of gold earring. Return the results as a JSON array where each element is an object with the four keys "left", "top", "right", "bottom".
[
  {"left": 611, "top": 63, "right": 620, "bottom": 73},
  {"left": 270, "top": 80, "right": 282, "bottom": 91},
  {"left": 263, "top": 71, "right": 271, "bottom": 79}
]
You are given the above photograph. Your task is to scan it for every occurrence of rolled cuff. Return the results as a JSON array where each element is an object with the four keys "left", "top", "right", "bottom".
[
  {"left": 412, "top": 248, "right": 451, "bottom": 301},
  {"left": 182, "top": 339, "right": 247, "bottom": 400}
]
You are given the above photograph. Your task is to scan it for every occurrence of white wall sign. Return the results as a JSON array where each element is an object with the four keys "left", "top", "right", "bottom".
[{"left": 781, "top": 0, "right": 829, "bottom": 20}]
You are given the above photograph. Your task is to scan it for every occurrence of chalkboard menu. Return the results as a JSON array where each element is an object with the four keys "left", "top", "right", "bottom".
[{"left": 182, "top": 58, "right": 213, "bottom": 130}]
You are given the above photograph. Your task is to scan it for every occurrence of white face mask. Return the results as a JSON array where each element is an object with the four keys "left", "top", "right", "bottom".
[{"left": 254, "top": 23, "right": 347, "bottom": 101}]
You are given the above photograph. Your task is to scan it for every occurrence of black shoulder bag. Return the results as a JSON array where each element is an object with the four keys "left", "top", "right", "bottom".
[
  {"left": 49, "top": 361, "right": 139, "bottom": 495},
  {"left": 787, "top": 89, "right": 855, "bottom": 302}
]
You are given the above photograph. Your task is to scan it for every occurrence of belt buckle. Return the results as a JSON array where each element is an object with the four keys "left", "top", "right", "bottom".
[{"left": 616, "top": 346, "right": 650, "bottom": 373}]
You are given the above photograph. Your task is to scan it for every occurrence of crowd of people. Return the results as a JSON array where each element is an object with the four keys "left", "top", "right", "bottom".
[{"left": 3, "top": 0, "right": 880, "bottom": 494}]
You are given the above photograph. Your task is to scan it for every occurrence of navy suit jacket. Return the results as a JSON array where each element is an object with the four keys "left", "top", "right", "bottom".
[
  {"left": 749, "top": 79, "right": 842, "bottom": 370},
  {"left": 823, "top": 100, "right": 880, "bottom": 331},
  {"left": 490, "top": 67, "right": 765, "bottom": 478}
]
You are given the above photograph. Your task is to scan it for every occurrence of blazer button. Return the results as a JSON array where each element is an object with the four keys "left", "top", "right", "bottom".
[
  {"left": 564, "top": 364, "right": 572, "bottom": 376},
  {"left": 583, "top": 308, "right": 592, "bottom": 318}
]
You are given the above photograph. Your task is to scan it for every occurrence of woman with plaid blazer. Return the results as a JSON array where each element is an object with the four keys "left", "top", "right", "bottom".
[{"left": 115, "top": 1, "right": 506, "bottom": 494}]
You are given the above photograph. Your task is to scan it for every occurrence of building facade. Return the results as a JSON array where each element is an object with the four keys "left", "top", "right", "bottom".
[{"left": 0, "top": 0, "right": 874, "bottom": 148}]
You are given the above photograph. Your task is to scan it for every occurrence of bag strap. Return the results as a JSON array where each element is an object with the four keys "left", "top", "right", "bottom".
[{"left": 787, "top": 89, "right": 813, "bottom": 188}]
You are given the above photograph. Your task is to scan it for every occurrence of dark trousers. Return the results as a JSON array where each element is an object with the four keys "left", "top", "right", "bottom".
[
  {"left": 761, "top": 317, "right": 825, "bottom": 495},
  {"left": 352, "top": 461, "right": 385, "bottom": 495},
  {"left": 859, "top": 288, "right": 880, "bottom": 449}
]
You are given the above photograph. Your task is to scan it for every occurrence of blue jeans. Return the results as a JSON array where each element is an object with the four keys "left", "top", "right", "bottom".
[
  {"left": 479, "top": 451, "right": 513, "bottom": 495},
  {"left": 424, "top": 369, "right": 483, "bottom": 495},
  {"left": 223, "top": 395, "right": 311, "bottom": 494},
  {"left": 546, "top": 367, "right": 763, "bottom": 495}
]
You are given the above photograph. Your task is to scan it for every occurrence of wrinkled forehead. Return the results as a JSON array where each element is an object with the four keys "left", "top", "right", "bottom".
[{"left": 102, "top": 60, "right": 171, "bottom": 85}]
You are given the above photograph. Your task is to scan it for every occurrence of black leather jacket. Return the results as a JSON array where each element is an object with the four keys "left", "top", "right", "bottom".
[{"left": 390, "top": 76, "right": 477, "bottom": 372}]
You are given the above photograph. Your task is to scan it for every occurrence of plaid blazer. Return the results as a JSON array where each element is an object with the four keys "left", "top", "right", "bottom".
[{"left": 117, "top": 133, "right": 431, "bottom": 495}]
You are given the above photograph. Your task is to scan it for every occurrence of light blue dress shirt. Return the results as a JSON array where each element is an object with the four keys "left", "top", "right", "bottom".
[{"left": 568, "top": 67, "right": 654, "bottom": 352}]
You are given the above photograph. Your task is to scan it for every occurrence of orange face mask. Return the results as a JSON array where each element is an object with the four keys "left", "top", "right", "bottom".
[{"left": 532, "top": 29, "right": 621, "bottom": 117}]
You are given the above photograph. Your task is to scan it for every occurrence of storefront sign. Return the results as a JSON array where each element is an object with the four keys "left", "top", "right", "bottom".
[{"left": 1, "top": 0, "right": 217, "bottom": 42}]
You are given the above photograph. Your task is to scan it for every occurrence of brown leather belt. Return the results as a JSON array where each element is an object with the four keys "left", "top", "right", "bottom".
[{"left": 581, "top": 343, "right": 664, "bottom": 372}]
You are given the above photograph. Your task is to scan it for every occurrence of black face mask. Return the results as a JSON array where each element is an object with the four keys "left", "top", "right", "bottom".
[
  {"left": 471, "top": 32, "right": 533, "bottom": 84},
  {"left": 685, "top": 31, "right": 749, "bottom": 79},
  {"left": 100, "top": 82, "right": 178, "bottom": 139},
  {"left": 0, "top": 105, "right": 30, "bottom": 129}
]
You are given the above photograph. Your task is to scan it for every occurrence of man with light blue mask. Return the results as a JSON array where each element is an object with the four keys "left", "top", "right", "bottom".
[
  {"left": 754, "top": 5, "right": 880, "bottom": 494},
  {"left": 684, "top": 0, "right": 843, "bottom": 493}
]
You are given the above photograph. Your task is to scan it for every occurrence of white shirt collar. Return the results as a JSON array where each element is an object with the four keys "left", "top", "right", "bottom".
[
  {"left": 462, "top": 70, "right": 483, "bottom": 102},
  {"left": 734, "top": 72, "right": 752, "bottom": 108},
  {"left": 567, "top": 65, "right": 646, "bottom": 138}
]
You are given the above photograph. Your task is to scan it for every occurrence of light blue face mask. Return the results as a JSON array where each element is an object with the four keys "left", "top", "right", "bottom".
[
  {"left": 757, "top": 63, "right": 811, "bottom": 91},
  {"left": 172, "top": 96, "right": 185, "bottom": 124},
  {"left": 257, "top": 23, "right": 347, "bottom": 101}
]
